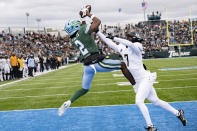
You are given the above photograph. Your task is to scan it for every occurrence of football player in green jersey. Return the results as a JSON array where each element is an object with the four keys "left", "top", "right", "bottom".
[{"left": 58, "top": 6, "right": 123, "bottom": 116}]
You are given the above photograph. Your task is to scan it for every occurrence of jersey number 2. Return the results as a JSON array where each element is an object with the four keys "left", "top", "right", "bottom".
[{"left": 75, "top": 40, "right": 88, "bottom": 56}]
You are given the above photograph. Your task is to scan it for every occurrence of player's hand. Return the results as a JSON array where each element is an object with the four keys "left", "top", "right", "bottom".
[
  {"left": 106, "top": 33, "right": 114, "bottom": 40},
  {"left": 80, "top": 8, "right": 88, "bottom": 18},
  {"left": 80, "top": 5, "right": 91, "bottom": 18},
  {"left": 94, "top": 28, "right": 99, "bottom": 33}
]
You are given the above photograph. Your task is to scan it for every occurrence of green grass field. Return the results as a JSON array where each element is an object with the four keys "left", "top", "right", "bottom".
[{"left": 0, "top": 57, "right": 197, "bottom": 111}]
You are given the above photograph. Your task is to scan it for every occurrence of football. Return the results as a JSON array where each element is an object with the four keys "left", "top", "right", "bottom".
[
  {"left": 79, "top": 5, "right": 91, "bottom": 18},
  {"left": 85, "top": 5, "right": 91, "bottom": 12}
]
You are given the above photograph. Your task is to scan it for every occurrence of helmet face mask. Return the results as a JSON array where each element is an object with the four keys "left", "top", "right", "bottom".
[
  {"left": 126, "top": 32, "right": 136, "bottom": 39},
  {"left": 65, "top": 19, "right": 81, "bottom": 36},
  {"left": 126, "top": 32, "right": 143, "bottom": 43}
]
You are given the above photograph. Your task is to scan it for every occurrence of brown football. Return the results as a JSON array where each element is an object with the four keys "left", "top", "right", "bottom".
[
  {"left": 79, "top": 5, "right": 91, "bottom": 18},
  {"left": 85, "top": 5, "right": 91, "bottom": 12}
]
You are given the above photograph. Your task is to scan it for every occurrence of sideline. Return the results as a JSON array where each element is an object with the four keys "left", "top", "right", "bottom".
[{"left": 0, "top": 64, "right": 78, "bottom": 88}]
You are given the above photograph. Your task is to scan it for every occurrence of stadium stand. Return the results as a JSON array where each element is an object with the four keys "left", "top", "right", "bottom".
[{"left": 0, "top": 20, "right": 197, "bottom": 82}]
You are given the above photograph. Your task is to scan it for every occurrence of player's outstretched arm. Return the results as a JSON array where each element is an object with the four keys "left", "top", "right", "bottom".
[
  {"left": 113, "top": 37, "right": 133, "bottom": 47},
  {"left": 114, "top": 37, "right": 143, "bottom": 53},
  {"left": 86, "top": 11, "right": 101, "bottom": 33},
  {"left": 97, "top": 32, "right": 119, "bottom": 52}
]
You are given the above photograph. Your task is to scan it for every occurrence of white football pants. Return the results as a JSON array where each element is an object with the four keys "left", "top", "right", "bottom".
[{"left": 134, "top": 73, "right": 179, "bottom": 126}]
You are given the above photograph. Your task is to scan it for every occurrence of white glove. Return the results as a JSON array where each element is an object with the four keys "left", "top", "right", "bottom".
[{"left": 80, "top": 7, "right": 88, "bottom": 18}]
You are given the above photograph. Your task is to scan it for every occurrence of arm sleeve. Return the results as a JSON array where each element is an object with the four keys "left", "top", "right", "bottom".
[
  {"left": 113, "top": 37, "right": 132, "bottom": 46},
  {"left": 97, "top": 32, "right": 119, "bottom": 52},
  {"left": 84, "top": 24, "right": 91, "bottom": 34},
  {"left": 114, "top": 37, "right": 143, "bottom": 53}
]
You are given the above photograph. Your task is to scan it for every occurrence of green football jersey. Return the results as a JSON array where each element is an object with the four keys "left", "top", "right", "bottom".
[{"left": 70, "top": 24, "right": 99, "bottom": 60}]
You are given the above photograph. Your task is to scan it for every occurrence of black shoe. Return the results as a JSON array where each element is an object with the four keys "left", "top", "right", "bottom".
[
  {"left": 177, "top": 109, "right": 187, "bottom": 126},
  {"left": 145, "top": 125, "right": 157, "bottom": 131}
]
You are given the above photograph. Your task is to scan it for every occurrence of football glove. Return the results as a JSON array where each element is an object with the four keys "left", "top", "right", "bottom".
[
  {"left": 106, "top": 33, "right": 114, "bottom": 40},
  {"left": 80, "top": 8, "right": 88, "bottom": 18}
]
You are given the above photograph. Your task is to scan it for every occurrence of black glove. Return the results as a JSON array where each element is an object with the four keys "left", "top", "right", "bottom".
[
  {"left": 94, "top": 28, "right": 99, "bottom": 33},
  {"left": 106, "top": 33, "right": 114, "bottom": 40},
  {"left": 131, "top": 37, "right": 144, "bottom": 43},
  {"left": 137, "top": 38, "right": 144, "bottom": 42}
]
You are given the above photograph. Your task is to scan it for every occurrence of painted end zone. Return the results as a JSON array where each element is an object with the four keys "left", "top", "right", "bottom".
[{"left": 0, "top": 102, "right": 196, "bottom": 131}]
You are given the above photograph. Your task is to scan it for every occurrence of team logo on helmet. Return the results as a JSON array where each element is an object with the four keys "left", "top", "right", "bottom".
[{"left": 65, "top": 19, "right": 81, "bottom": 36}]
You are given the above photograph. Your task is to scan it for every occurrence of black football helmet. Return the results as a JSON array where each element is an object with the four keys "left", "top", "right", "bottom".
[{"left": 126, "top": 32, "right": 143, "bottom": 43}]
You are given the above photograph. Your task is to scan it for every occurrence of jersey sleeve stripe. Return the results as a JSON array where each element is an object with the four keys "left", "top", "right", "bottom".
[
  {"left": 98, "top": 62, "right": 121, "bottom": 69},
  {"left": 85, "top": 24, "right": 91, "bottom": 34}
]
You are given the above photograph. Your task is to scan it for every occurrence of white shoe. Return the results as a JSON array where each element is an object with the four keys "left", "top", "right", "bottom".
[{"left": 58, "top": 100, "right": 71, "bottom": 116}]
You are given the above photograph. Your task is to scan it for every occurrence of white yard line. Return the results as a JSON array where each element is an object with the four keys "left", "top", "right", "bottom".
[
  {"left": 7, "top": 77, "right": 197, "bottom": 86},
  {"left": 1, "top": 76, "right": 197, "bottom": 91},
  {"left": 0, "top": 64, "right": 78, "bottom": 88},
  {"left": 160, "top": 77, "right": 197, "bottom": 81},
  {"left": 0, "top": 83, "right": 117, "bottom": 91},
  {"left": 113, "top": 72, "right": 197, "bottom": 77},
  {"left": 1, "top": 66, "right": 196, "bottom": 88},
  {"left": 0, "top": 85, "right": 196, "bottom": 100},
  {"left": 0, "top": 94, "right": 70, "bottom": 100},
  {"left": 159, "top": 66, "right": 197, "bottom": 71}
]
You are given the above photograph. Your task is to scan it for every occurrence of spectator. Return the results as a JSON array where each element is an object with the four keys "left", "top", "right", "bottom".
[
  {"left": 18, "top": 55, "right": 24, "bottom": 78},
  {"left": 28, "top": 54, "right": 35, "bottom": 77},
  {"left": 39, "top": 55, "right": 44, "bottom": 72},
  {"left": 3, "top": 55, "right": 11, "bottom": 80},
  {"left": 10, "top": 52, "right": 19, "bottom": 79},
  {"left": 23, "top": 56, "right": 28, "bottom": 78},
  {"left": 0, "top": 55, "right": 4, "bottom": 81}
]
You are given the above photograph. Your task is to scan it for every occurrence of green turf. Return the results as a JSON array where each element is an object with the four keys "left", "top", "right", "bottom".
[{"left": 0, "top": 57, "right": 197, "bottom": 111}]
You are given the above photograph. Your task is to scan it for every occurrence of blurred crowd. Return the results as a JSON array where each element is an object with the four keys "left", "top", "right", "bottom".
[
  {"left": 0, "top": 52, "right": 68, "bottom": 82},
  {"left": 0, "top": 20, "right": 197, "bottom": 82},
  {"left": 101, "top": 20, "right": 197, "bottom": 53}
]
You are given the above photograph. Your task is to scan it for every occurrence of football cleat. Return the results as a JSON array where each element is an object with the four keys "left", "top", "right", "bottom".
[
  {"left": 145, "top": 125, "right": 157, "bottom": 131},
  {"left": 177, "top": 109, "right": 187, "bottom": 126},
  {"left": 58, "top": 100, "right": 71, "bottom": 116}
]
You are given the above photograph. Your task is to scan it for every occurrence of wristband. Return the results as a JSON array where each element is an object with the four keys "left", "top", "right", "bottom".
[{"left": 90, "top": 15, "right": 95, "bottom": 20}]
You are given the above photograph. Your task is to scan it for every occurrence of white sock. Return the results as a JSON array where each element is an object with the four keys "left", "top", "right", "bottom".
[
  {"left": 155, "top": 99, "right": 179, "bottom": 116},
  {"left": 137, "top": 102, "right": 153, "bottom": 126},
  {"left": 67, "top": 100, "right": 71, "bottom": 105}
]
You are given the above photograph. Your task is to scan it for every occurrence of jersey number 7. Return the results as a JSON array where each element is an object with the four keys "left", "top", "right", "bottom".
[{"left": 124, "top": 54, "right": 129, "bottom": 67}]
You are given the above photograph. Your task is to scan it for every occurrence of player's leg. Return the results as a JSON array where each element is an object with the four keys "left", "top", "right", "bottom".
[
  {"left": 68, "top": 61, "right": 118, "bottom": 102},
  {"left": 94, "top": 56, "right": 121, "bottom": 72},
  {"left": 7, "top": 67, "right": 11, "bottom": 80},
  {"left": 24, "top": 67, "right": 28, "bottom": 77},
  {"left": 4, "top": 67, "right": 8, "bottom": 80},
  {"left": 147, "top": 86, "right": 187, "bottom": 126},
  {"left": 58, "top": 65, "right": 95, "bottom": 116},
  {"left": 69, "top": 65, "right": 95, "bottom": 103},
  {"left": 3, "top": 68, "right": 6, "bottom": 81},
  {"left": 135, "top": 79, "right": 153, "bottom": 127},
  {"left": 0, "top": 69, "right": 3, "bottom": 81},
  {"left": 147, "top": 86, "right": 178, "bottom": 115},
  {"left": 7, "top": 68, "right": 10, "bottom": 80}
]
